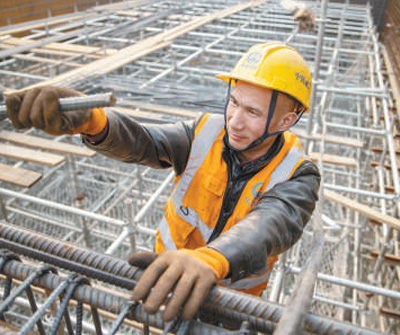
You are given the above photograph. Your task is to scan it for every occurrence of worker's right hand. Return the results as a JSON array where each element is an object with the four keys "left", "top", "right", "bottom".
[{"left": 5, "top": 86, "right": 107, "bottom": 136}]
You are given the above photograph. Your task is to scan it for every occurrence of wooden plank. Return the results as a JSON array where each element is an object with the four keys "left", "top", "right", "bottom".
[
  {"left": 0, "top": 319, "right": 22, "bottom": 335},
  {"left": 45, "top": 42, "right": 117, "bottom": 56},
  {"left": 0, "top": 28, "right": 89, "bottom": 60},
  {"left": 0, "top": 43, "right": 99, "bottom": 59},
  {"left": 380, "top": 307, "right": 400, "bottom": 320},
  {"left": 0, "top": 130, "right": 95, "bottom": 157},
  {"left": 383, "top": 41, "right": 400, "bottom": 122},
  {"left": 372, "top": 146, "right": 400, "bottom": 155},
  {"left": 0, "top": 143, "right": 65, "bottom": 166},
  {"left": 309, "top": 152, "right": 358, "bottom": 167},
  {"left": 0, "top": 162, "right": 41, "bottom": 187},
  {"left": 3, "top": 38, "right": 117, "bottom": 56},
  {"left": 370, "top": 250, "right": 400, "bottom": 267},
  {"left": 323, "top": 189, "right": 400, "bottom": 230},
  {"left": 292, "top": 129, "right": 364, "bottom": 148},
  {"left": 371, "top": 161, "right": 400, "bottom": 171},
  {"left": 13, "top": 54, "right": 82, "bottom": 68},
  {"left": 0, "top": 12, "right": 97, "bottom": 36},
  {"left": 27, "top": 48, "right": 100, "bottom": 59}
]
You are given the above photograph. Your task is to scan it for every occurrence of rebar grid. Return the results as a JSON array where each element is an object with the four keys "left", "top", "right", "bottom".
[
  {"left": 0, "top": 226, "right": 386, "bottom": 335},
  {"left": 0, "top": 0, "right": 399, "bottom": 334}
]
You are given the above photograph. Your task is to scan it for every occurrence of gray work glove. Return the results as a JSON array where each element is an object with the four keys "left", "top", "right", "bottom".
[{"left": 128, "top": 250, "right": 218, "bottom": 322}]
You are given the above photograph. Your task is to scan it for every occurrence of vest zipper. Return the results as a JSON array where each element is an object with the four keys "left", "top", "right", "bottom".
[{"left": 207, "top": 168, "right": 244, "bottom": 243}]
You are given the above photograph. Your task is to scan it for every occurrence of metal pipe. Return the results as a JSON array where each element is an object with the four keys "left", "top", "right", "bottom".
[
  {"left": 0, "top": 92, "right": 116, "bottom": 115},
  {"left": 289, "top": 267, "right": 400, "bottom": 300},
  {"left": 0, "top": 187, "right": 126, "bottom": 227},
  {"left": 274, "top": 230, "right": 324, "bottom": 335},
  {"left": 306, "top": 0, "right": 329, "bottom": 153},
  {"left": 323, "top": 184, "right": 396, "bottom": 201}
]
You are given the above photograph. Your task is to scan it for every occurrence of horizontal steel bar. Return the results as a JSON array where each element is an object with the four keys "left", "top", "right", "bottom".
[
  {"left": 289, "top": 267, "right": 400, "bottom": 300},
  {"left": 0, "top": 187, "right": 125, "bottom": 227},
  {"left": 0, "top": 258, "right": 226, "bottom": 335},
  {"left": 318, "top": 86, "right": 388, "bottom": 98},
  {"left": 0, "top": 221, "right": 383, "bottom": 335},
  {"left": 323, "top": 184, "right": 396, "bottom": 201}
]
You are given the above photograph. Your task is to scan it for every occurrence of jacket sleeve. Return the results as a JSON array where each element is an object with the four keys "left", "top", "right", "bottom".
[
  {"left": 82, "top": 110, "right": 199, "bottom": 175},
  {"left": 207, "top": 160, "right": 321, "bottom": 282}
]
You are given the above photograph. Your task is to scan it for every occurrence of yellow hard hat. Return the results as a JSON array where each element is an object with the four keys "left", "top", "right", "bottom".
[{"left": 216, "top": 42, "right": 312, "bottom": 113}]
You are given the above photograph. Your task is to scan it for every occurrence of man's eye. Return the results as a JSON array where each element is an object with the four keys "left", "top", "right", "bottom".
[{"left": 230, "top": 98, "right": 238, "bottom": 106}]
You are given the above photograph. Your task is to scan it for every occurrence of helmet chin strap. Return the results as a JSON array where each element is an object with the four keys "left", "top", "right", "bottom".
[{"left": 224, "top": 86, "right": 283, "bottom": 153}]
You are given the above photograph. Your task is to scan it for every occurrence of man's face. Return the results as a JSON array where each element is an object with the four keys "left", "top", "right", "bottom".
[{"left": 226, "top": 81, "right": 280, "bottom": 154}]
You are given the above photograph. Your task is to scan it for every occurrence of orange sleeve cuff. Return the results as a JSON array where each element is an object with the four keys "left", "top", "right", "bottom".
[
  {"left": 74, "top": 107, "right": 107, "bottom": 135},
  {"left": 180, "top": 247, "right": 230, "bottom": 281}
]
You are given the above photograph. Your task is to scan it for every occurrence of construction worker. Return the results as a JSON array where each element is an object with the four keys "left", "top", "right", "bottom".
[{"left": 5, "top": 43, "right": 320, "bottom": 325}]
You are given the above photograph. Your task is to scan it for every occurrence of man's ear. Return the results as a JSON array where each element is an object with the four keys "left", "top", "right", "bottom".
[{"left": 276, "top": 112, "right": 298, "bottom": 132}]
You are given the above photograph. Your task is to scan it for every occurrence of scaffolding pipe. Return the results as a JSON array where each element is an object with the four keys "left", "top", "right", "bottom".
[
  {"left": 105, "top": 170, "right": 174, "bottom": 254},
  {"left": 274, "top": 229, "right": 324, "bottom": 335},
  {"left": 306, "top": 0, "right": 329, "bottom": 154},
  {"left": 0, "top": 187, "right": 126, "bottom": 227},
  {"left": 289, "top": 267, "right": 400, "bottom": 300}
]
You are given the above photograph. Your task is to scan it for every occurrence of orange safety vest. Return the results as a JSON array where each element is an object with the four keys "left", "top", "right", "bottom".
[{"left": 156, "top": 113, "right": 306, "bottom": 296}]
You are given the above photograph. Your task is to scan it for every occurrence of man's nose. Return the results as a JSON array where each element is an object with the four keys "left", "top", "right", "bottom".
[{"left": 228, "top": 106, "right": 245, "bottom": 129}]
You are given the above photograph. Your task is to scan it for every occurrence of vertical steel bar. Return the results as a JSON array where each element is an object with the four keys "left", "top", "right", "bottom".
[{"left": 305, "top": 0, "right": 329, "bottom": 154}]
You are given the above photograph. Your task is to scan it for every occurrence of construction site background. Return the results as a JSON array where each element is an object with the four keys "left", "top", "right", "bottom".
[{"left": 2, "top": 0, "right": 400, "bottom": 100}]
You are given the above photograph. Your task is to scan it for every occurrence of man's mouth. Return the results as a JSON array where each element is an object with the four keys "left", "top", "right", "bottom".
[{"left": 229, "top": 132, "right": 245, "bottom": 142}]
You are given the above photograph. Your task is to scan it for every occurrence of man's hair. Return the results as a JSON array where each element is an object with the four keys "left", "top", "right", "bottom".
[{"left": 278, "top": 92, "right": 298, "bottom": 115}]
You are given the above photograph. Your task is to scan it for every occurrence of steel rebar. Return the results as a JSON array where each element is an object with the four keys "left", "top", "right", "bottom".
[{"left": 0, "top": 221, "right": 384, "bottom": 335}]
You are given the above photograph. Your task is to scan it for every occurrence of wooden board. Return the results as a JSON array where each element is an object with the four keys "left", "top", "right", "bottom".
[
  {"left": 323, "top": 189, "right": 400, "bottom": 230},
  {"left": 382, "top": 48, "right": 400, "bottom": 122},
  {"left": 2, "top": 37, "right": 117, "bottom": 57},
  {"left": 0, "top": 162, "right": 41, "bottom": 187},
  {"left": 0, "top": 130, "right": 95, "bottom": 157},
  {"left": 13, "top": 54, "right": 82, "bottom": 68},
  {"left": 0, "top": 143, "right": 65, "bottom": 166},
  {"left": 371, "top": 161, "right": 400, "bottom": 171},
  {"left": 0, "top": 12, "right": 97, "bottom": 36},
  {"left": 372, "top": 146, "right": 400, "bottom": 155},
  {"left": 370, "top": 250, "right": 400, "bottom": 267},
  {"left": 309, "top": 152, "right": 358, "bottom": 167}
]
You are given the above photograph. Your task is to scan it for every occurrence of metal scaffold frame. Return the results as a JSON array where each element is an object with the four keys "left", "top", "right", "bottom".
[{"left": 0, "top": 0, "right": 399, "bottom": 334}]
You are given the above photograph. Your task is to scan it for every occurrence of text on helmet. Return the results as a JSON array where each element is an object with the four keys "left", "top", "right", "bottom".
[{"left": 295, "top": 72, "right": 311, "bottom": 90}]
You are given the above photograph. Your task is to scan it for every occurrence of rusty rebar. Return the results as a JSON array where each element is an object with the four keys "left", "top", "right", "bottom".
[
  {"left": 0, "top": 257, "right": 228, "bottom": 335},
  {"left": 0, "top": 221, "right": 383, "bottom": 335}
]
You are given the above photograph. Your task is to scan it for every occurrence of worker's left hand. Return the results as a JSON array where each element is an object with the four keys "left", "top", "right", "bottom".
[{"left": 128, "top": 250, "right": 218, "bottom": 322}]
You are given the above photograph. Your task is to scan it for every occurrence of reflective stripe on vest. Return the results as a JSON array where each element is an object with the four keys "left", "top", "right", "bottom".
[
  {"left": 159, "top": 114, "right": 224, "bottom": 250},
  {"left": 265, "top": 144, "right": 304, "bottom": 193},
  {"left": 219, "top": 262, "right": 272, "bottom": 290}
]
